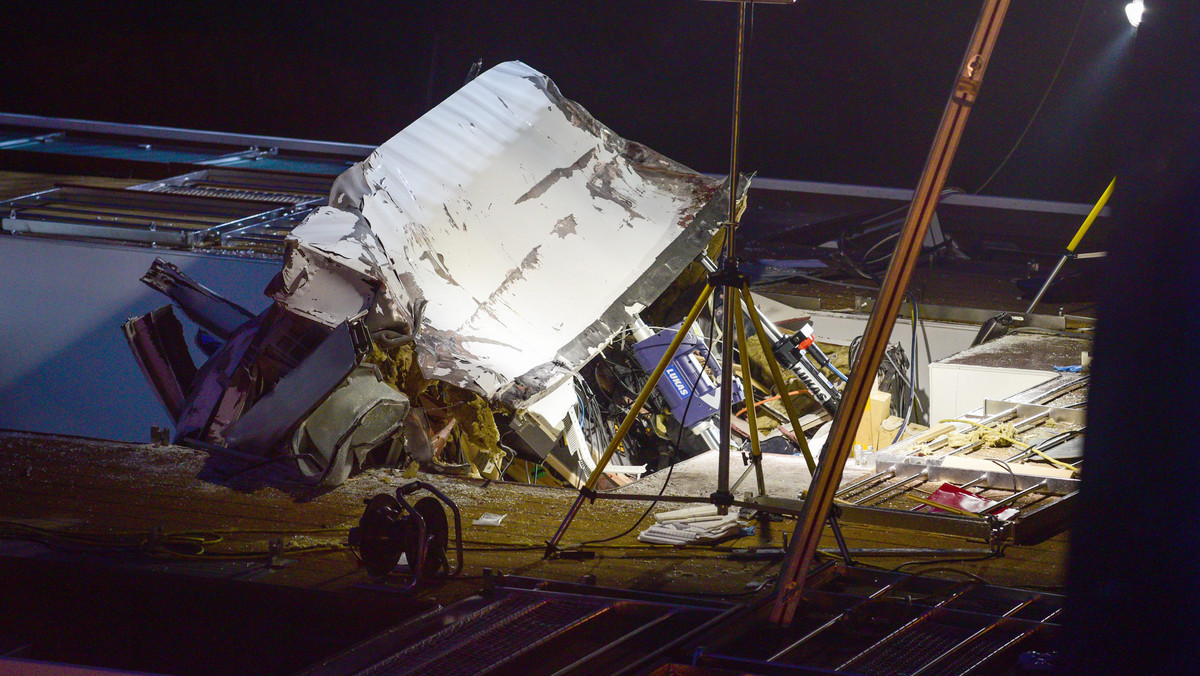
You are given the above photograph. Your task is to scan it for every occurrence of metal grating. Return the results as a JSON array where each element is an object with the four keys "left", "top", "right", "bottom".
[
  {"left": 691, "top": 565, "right": 1064, "bottom": 675},
  {"left": 1, "top": 168, "right": 336, "bottom": 252},
  {"left": 2, "top": 133, "right": 223, "bottom": 164},
  {"left": 215, "top": 155, "right": 357, "bottom": 175},
  {"left": 922, "top": 624, "right": 1029, "bottom": 676},
  {"left": 0, "top": 112, "right": 371, "bottom": 177},
  {"left": 363, "top": 594, "right": 611, "bottom": 676},
  {"left": 945, "top": 585, "right": 1052, "bottom": 620},
  {"left": 302, "top": 578, "right": 736, "bottom": 676},
  {"left": 842, "top": 618, "right": 977, "bottom": 674},
  {"left": 0, "top": 184, "right": 302, "bottom": 249},
  {"left": 832, "top": 385, "right": 1088, "bottom": 546},
  {"left": 131, "top": 168, "right": 333, "bottom": 204},
  {"left": 2, "top": 132, "right": 357, "bottom": 176},
  {"left": 0, "top": 113, "right": 369, "bottom": 253}
]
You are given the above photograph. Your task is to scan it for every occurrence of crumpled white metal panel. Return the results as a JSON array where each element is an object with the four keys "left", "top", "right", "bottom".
[{"left": 276, "top": 61, "right": 725, "bottom": 402}]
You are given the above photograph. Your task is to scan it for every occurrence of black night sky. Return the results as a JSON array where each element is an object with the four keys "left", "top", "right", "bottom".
[{"left": 4, "top": 1, "right": 1134, "bottom": 202}]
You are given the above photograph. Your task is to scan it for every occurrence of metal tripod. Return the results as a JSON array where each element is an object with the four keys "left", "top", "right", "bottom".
[{"left": 545, "top": 0, "right": 854, "bottom": 559}]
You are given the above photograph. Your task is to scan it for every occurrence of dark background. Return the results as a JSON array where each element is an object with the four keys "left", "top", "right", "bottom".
[{"left": 3, "top": 1, "right": 1135, "bottom": 202}]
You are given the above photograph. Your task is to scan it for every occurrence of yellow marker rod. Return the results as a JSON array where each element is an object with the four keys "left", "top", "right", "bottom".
[
  {"left": 1026, "top": 177, "right": 1116, "bottom": 314},
  {"left": 1067, "top": 177, "right": 1116, "bottom": 253}
]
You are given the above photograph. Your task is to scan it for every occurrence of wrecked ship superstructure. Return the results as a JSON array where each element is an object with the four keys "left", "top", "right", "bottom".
[{"left": 124, "top": 61, "right": 732, "bottom": 485}]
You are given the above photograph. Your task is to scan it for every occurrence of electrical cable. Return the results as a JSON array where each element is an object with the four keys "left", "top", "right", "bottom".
[
  {"left": 1010, "top": 326, "right": 1093, "bottom": 339},
  {"left": 0, "top": 521, "right": 351, "bottom": 561},
  {"left": 892, "top": 299, "right": 920, "bottom": 444},
  {"left": 576, "top": 292, "right": 722, "bottom": 548},
  {"left": 892, "top": 548, "right": 1006, "bottom": 573},
  {"left": 861, "top": 230, "right": 902, "bottom": 266},
  {"left": 820, "top": 235, "right": 924, "bottom": 444},
  {"left": 834, "top": 188, "right": 961, "bottom": 279},
  {"left": 973, "top": 0, "right": 1090, "bottom": 194},
  {"left": 678, "top": 575, "right": 779, "bottom": 598},
  {"left": 824, "top": 358, "right": 850, "bottom": 383},
  {"left": 793, "top": 272, "right": 878, "bottom": 292},
  {"left": 900, "top": 566, "right": 992, "bottom": 584},
  {"left": 804, "top": 205, "right": 929, "bottom": 443},
  {"left": 989, "top": 459, "right": 1020, "bottom": 493}
]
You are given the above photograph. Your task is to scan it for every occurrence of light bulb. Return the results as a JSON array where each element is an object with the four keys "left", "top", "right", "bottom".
[{"left": 1125, "top": 1, "right": 1144, "bottom": 28}]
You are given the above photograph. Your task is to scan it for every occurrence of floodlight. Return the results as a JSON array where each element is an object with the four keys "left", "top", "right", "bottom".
[{"left": 1125, "top": 1, "right": 1144, "bottom": 27}]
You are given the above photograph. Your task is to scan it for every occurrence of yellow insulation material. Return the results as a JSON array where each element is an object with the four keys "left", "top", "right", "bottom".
[{"left": 365, "top": 343, "right": 507, "bottom": 480}]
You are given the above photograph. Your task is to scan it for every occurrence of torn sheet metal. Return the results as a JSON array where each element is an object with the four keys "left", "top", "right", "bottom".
[
  {"left": 140, "top": 258, "right": 256, "bottom": 340},
  {"left": 274, "top": 61, "right": 728, "bottom": 405},
  {"left": 122, "top": 306, "right": 198, "bottom": 419},
  {"left": 222, "top": 321, "right": 369, "bottom": 454}
]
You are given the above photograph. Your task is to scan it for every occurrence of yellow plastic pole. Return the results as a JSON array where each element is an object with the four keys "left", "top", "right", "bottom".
[
  {"left": 734, "top": 287, "right": 768, "bottom": 496},
  {"left": 1067, "top": 177, "right": 1116, "bottom": 253},
  {"left": 1026, "top": 177, "right": 1116, "bottom": 314},
  {"left": 742, "top": 285, "right": 817, "bottom": 474}
]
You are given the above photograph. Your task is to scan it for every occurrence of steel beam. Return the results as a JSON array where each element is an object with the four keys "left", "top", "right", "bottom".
[{"left": 771, "top": 0, "right": 1011, "bottom": 626}]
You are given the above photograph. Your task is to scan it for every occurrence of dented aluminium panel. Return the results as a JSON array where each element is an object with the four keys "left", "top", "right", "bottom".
[{"left": 274, "top": 61, "right": 727, "bottom": 404}]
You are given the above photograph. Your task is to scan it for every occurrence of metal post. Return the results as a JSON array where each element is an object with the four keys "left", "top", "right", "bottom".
[
  {"left": 1024, "top": 177, "right": 1116, "bottom": 314},
  {"left": 545, "top": 0, "right": 808, "bottom": 552},
  {"left": 712, "top": 0, "right": 751, "bottom": 512},
  {"left": 771, "top": 0, "right": 1011, "bottom": 626}
]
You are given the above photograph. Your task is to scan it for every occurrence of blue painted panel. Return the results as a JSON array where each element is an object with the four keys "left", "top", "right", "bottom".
[{"left": 0, "top": 236, "right": 281, "bottom": 442}]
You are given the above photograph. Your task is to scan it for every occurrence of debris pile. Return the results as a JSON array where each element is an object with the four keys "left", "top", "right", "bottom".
[{"left": 124, "top": 62, "right": 729, "bottom": 486}]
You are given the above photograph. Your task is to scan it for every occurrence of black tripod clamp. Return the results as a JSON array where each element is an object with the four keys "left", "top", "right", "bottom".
[{"left": 706, "top": 260, "right": 747, "bottom": 290}]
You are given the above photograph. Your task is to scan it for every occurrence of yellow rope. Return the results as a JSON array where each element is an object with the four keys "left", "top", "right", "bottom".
[
  {"left": 0, "top": 521, "right": 352, "bottom": 560},
  {"left": 939, "top": 419, "right": 1079, "bottom": 473}
]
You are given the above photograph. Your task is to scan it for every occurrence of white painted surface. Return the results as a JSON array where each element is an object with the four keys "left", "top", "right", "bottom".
[
  {"left": 278, "top": 61, "right": 722, "bottom": 400},
  {"left": 927, "top": 363, "right": 1055, "bottom": 426}
]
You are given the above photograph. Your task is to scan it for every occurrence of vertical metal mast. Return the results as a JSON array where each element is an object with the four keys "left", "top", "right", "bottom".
[
  {"left": 713, "top": 0, "right": 751, "bottom": 509},
  {"left": 770, "top": 0, "right": 1011, "bottom": 626}
]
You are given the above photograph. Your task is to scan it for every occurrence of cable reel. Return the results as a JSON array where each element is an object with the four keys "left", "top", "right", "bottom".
[{"left": 348, "top": 481, "right": 463, "bottom": 590}]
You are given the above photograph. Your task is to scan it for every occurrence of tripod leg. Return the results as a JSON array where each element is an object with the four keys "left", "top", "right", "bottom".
[
  {"left": 733, "top": 286, "right": 767, "bottom": 497},
  {"left": 771, "top": 0, "right": 1012, "bottom": 627},
  {"left": 827, "top": 514, "right": 855, "bottom": 566},
  {"left": 544, "top": 283, "right": 716, "bottom": 557},
  {"left": 730, "top": 461, "right": 759, "bottom": 494},
  {"left": 742, "top": 284, "right": 817, "bottom": 473}
]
